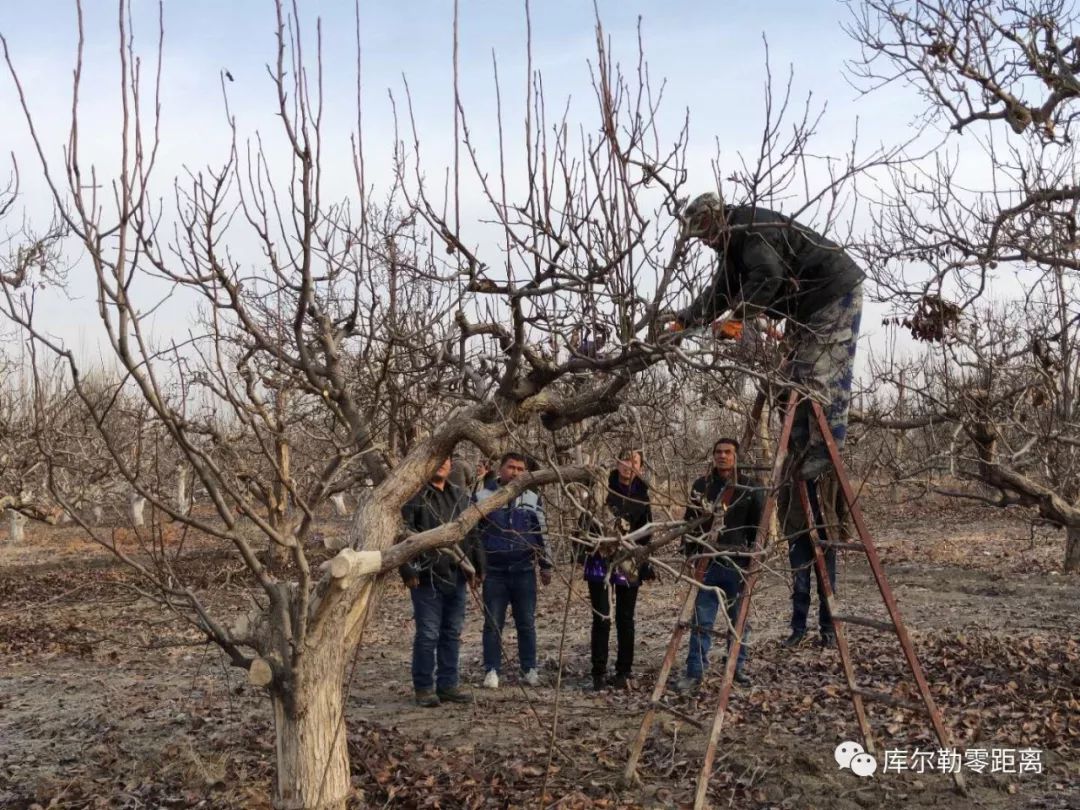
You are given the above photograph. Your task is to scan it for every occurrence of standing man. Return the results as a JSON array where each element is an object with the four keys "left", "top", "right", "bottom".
[
  {"left": 675, "top": 439, "right": 764, "bottom": 692},
  {"left": 673, "top": 192, "right": 863, "bottom": 480},
  {"left": 399, "top": 457, "right": 485, "bottom": 707},
  {"left": 475, "top": 452, "right": 553, "bottom": 688}
]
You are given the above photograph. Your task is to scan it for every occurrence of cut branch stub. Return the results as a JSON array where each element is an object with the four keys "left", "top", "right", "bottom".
[
  {"left": 323, "top": 548, "right": 382, "bottom": 589},
  {"left": 248, "top": 657, "right": 274, "bottom": 687}
]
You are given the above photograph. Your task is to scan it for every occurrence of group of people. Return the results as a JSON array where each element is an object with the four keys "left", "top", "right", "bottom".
[
  {"left": 397, "top": 189, "right": 864, "bottom": 706},
  {"left": 582, "top": 441, "right": 841, "bottom": 696},
  {"left": 397, "top": 443, "right": 840, "bottom": 707},
  {"left": 397, "top": 452, "right": 551, "bottom": 707}
]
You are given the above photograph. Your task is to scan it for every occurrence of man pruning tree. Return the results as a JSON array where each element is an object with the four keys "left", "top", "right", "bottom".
[
  {"left": 671, "top": 192, "right": 864, "bottom": 481},
  {"left": 670, "top": 192, "right": 862, "bottom": 649}
]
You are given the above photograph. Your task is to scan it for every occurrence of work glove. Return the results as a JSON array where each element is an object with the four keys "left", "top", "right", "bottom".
[{"left": 711, "top": 318, "right": 744, "bottom": 340}]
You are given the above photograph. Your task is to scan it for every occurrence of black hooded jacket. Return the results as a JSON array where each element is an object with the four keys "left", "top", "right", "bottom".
[
  {"left": 682, "top": 469, "right": 765, "bottom": 569},
  {"left": 683, "top": 206, "right": 863, "bottom": 326},
  {"left": 606, "top": 469, "right": 655, "bottom": 581},
  {"left": 398, "top": 480, "right": 485, "bottom": 593}
]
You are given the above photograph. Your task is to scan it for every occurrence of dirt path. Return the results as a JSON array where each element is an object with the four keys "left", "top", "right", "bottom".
[{"left": 1, "top": 495, "right": 1078, "bottom": 808}]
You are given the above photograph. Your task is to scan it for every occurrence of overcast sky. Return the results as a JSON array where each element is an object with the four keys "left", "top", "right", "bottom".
[{"left": 1, "top": 0, "right": 932, "bottom": 372}]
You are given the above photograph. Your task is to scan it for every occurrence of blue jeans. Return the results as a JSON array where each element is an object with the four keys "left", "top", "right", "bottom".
[
  {"left": 686, "top": 563, "right": 749, "bottom": 679},
  {"left": 410, "top": 576, "right": 468, "bottom": 691},
  {"left": 482, "top": 568, "right": 538, "bottom": 673},
  {"left": 787, "top": 478, "right": 837, "bottom": 633},
  {"left": 789, "top": 535, "right": 836, "bottom": 632}
]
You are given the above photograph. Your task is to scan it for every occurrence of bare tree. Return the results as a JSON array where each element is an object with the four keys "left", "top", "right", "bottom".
[
  {"left": 0, "top": 2, "right": 900, "bottom": 806},
  {"left": 847, "top": 0, "right": 1080, "bottom": 570},
  {"left": 0, "top": 3, "right": 710, "bottom": 806},
  {"left": 861, "top": 286, "right": 1080, "bottom": 569},
  {"left": 0, "top": 162, "right": 81, "bottom": 530}
]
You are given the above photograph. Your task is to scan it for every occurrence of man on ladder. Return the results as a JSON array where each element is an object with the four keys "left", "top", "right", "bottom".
[
  {"left": 671, "top": 192, "right": 864, "bottom": 648},
  {"left": 632, "top": 197, "right": 964, "bottom": 806}
]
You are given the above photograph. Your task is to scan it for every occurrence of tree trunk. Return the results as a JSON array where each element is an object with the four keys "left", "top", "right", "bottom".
[
  {"left": 274, "top": 435, "right": 291, "bottom": 528},
  {"left": 129, "top": 493, "right": 147, "bottom": 528},
  {"left": 1065, "top": 525, "right": 1080, "bottom": 573},
  {"left": 271, "top": 651, "right": 352, "bottom": 810},
  {"left": 273, "top": 389, "right": 291, "bottom": 529},
  {"left": 893, "top": 372, "right": 906, "bottom": 504},
  {"left": 266, "top": 428, "right": 293, "bottom": 571},
  {"left": 176, "top": 466, "right": 190, "bottom": 515},
  {"left": 7, "top": 509, "right": 26, "bottom": 544},
  {"left": 266, "top": 534, "right": 292, "bottom": 571},
  {"left": 330, "top": 494, "right": 348, "bottom": 518}
]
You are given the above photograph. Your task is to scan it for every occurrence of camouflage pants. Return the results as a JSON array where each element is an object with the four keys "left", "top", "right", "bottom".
[
  {"left": 784, "top": 283, "right": 863, "bottom": 459},
  {"left": 767, "top": 286, "right": 862, "bottom": 625}
]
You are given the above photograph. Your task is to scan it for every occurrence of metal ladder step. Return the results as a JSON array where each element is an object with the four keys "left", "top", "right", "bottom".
[
  {"left": 653, "top": 699, "right": 706, "bottom": 730},
  {"left": 832, "top": 612, "right": 896, "bottom": 633},
  {"left": 818, "top": 541, "right": 866, "bottom": 552},
  {"left": 851, "top": 686, "right": 923, "bottom": 711}
]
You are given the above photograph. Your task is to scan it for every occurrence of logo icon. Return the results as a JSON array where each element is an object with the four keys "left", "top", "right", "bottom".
[{"left": 835, "top": 741, "right": 878, "bottom": 777}]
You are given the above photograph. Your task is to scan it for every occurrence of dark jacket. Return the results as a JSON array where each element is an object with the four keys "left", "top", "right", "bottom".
[
  {"left": 474, "top": 478, "right": 552, "bottom": 573},
  {"left": 583, "top": 470, "right": 655, "bottom": 586},
  {"left": 683, "top": 206, "right": 863, "bottom": 326},
  {"left": 682, "top": 469, "right": 765, "bottom": 569},
  {"left": 399, "top": 480, "right": 485, "bottom": 593},
  {"left": 605, "top": 469, "right": 652, "bottom": 533}
]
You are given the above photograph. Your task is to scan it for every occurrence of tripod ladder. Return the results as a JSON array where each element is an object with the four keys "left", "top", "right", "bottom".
[{"left": 622, "top": 389, "right": 965, "bottom": 808}]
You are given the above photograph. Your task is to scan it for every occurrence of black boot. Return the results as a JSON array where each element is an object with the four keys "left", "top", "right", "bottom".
[
  {"left": 414, "top": 689, "right": 441, "bottom": 707},
  {"left": 592, "top": 674, "right": 606, "bottom": 691},
  {"left": 436, "top": 685, "right": 474, "bottom": 703},
  {"left": 782, "top": 630, "right": 806, "bottom": 648},
  {"left": 818, "top": 630, "right": 837, "bottom": 649}
]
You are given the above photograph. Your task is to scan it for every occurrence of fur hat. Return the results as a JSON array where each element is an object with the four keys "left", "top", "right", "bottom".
[{"left": 683, "top": 192, "right": 724, "bottom": 238}]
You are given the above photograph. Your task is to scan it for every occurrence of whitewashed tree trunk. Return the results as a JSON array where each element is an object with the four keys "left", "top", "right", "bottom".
[
  {"left": 758, "top": 404, "right": 783, "bottom": 544},
  {"left": 270, "top": 649, "right": 351, "bottom": 810},
  {"left": 330, "top": 494, "right": 348, "bottom": 518},
  {"left": 176, "top": 466, "right": 190, "bottom": 515},
  {"left": 893, "top": 372, "right": 907, "bottom": 503},
  {"left": 267, "top": 502, "right": 394, "bottom": 805},
  {"left": 129, "top": 494, "right": 147, "bottom": 528},
  {"left": 7, "top": 509, "right": 27, "bottom": 544},
  {"left": 91, "top": 505, "right": 104, "bottom": 525}
]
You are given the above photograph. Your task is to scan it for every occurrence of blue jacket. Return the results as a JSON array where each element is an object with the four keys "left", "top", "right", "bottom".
[{"left": 473, "top": 478, "right": 552, "bottom": 573}]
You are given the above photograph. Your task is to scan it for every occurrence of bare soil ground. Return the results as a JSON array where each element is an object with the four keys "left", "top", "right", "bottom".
[{"left": 1, "top": 489, "right": 1078, "bottom": 809}]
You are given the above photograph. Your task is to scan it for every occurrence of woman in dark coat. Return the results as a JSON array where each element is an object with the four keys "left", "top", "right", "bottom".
[{"left": 582, "top": 448, "right": 654, "bottom": 690}]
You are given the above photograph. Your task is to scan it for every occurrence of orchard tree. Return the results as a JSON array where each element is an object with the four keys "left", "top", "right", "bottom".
[
  {"left": 1, "top": 2, "right": 891, "bottom": 806},
  {"left": 848, "top": 0, "right": 1080, "bottom": 570}
]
